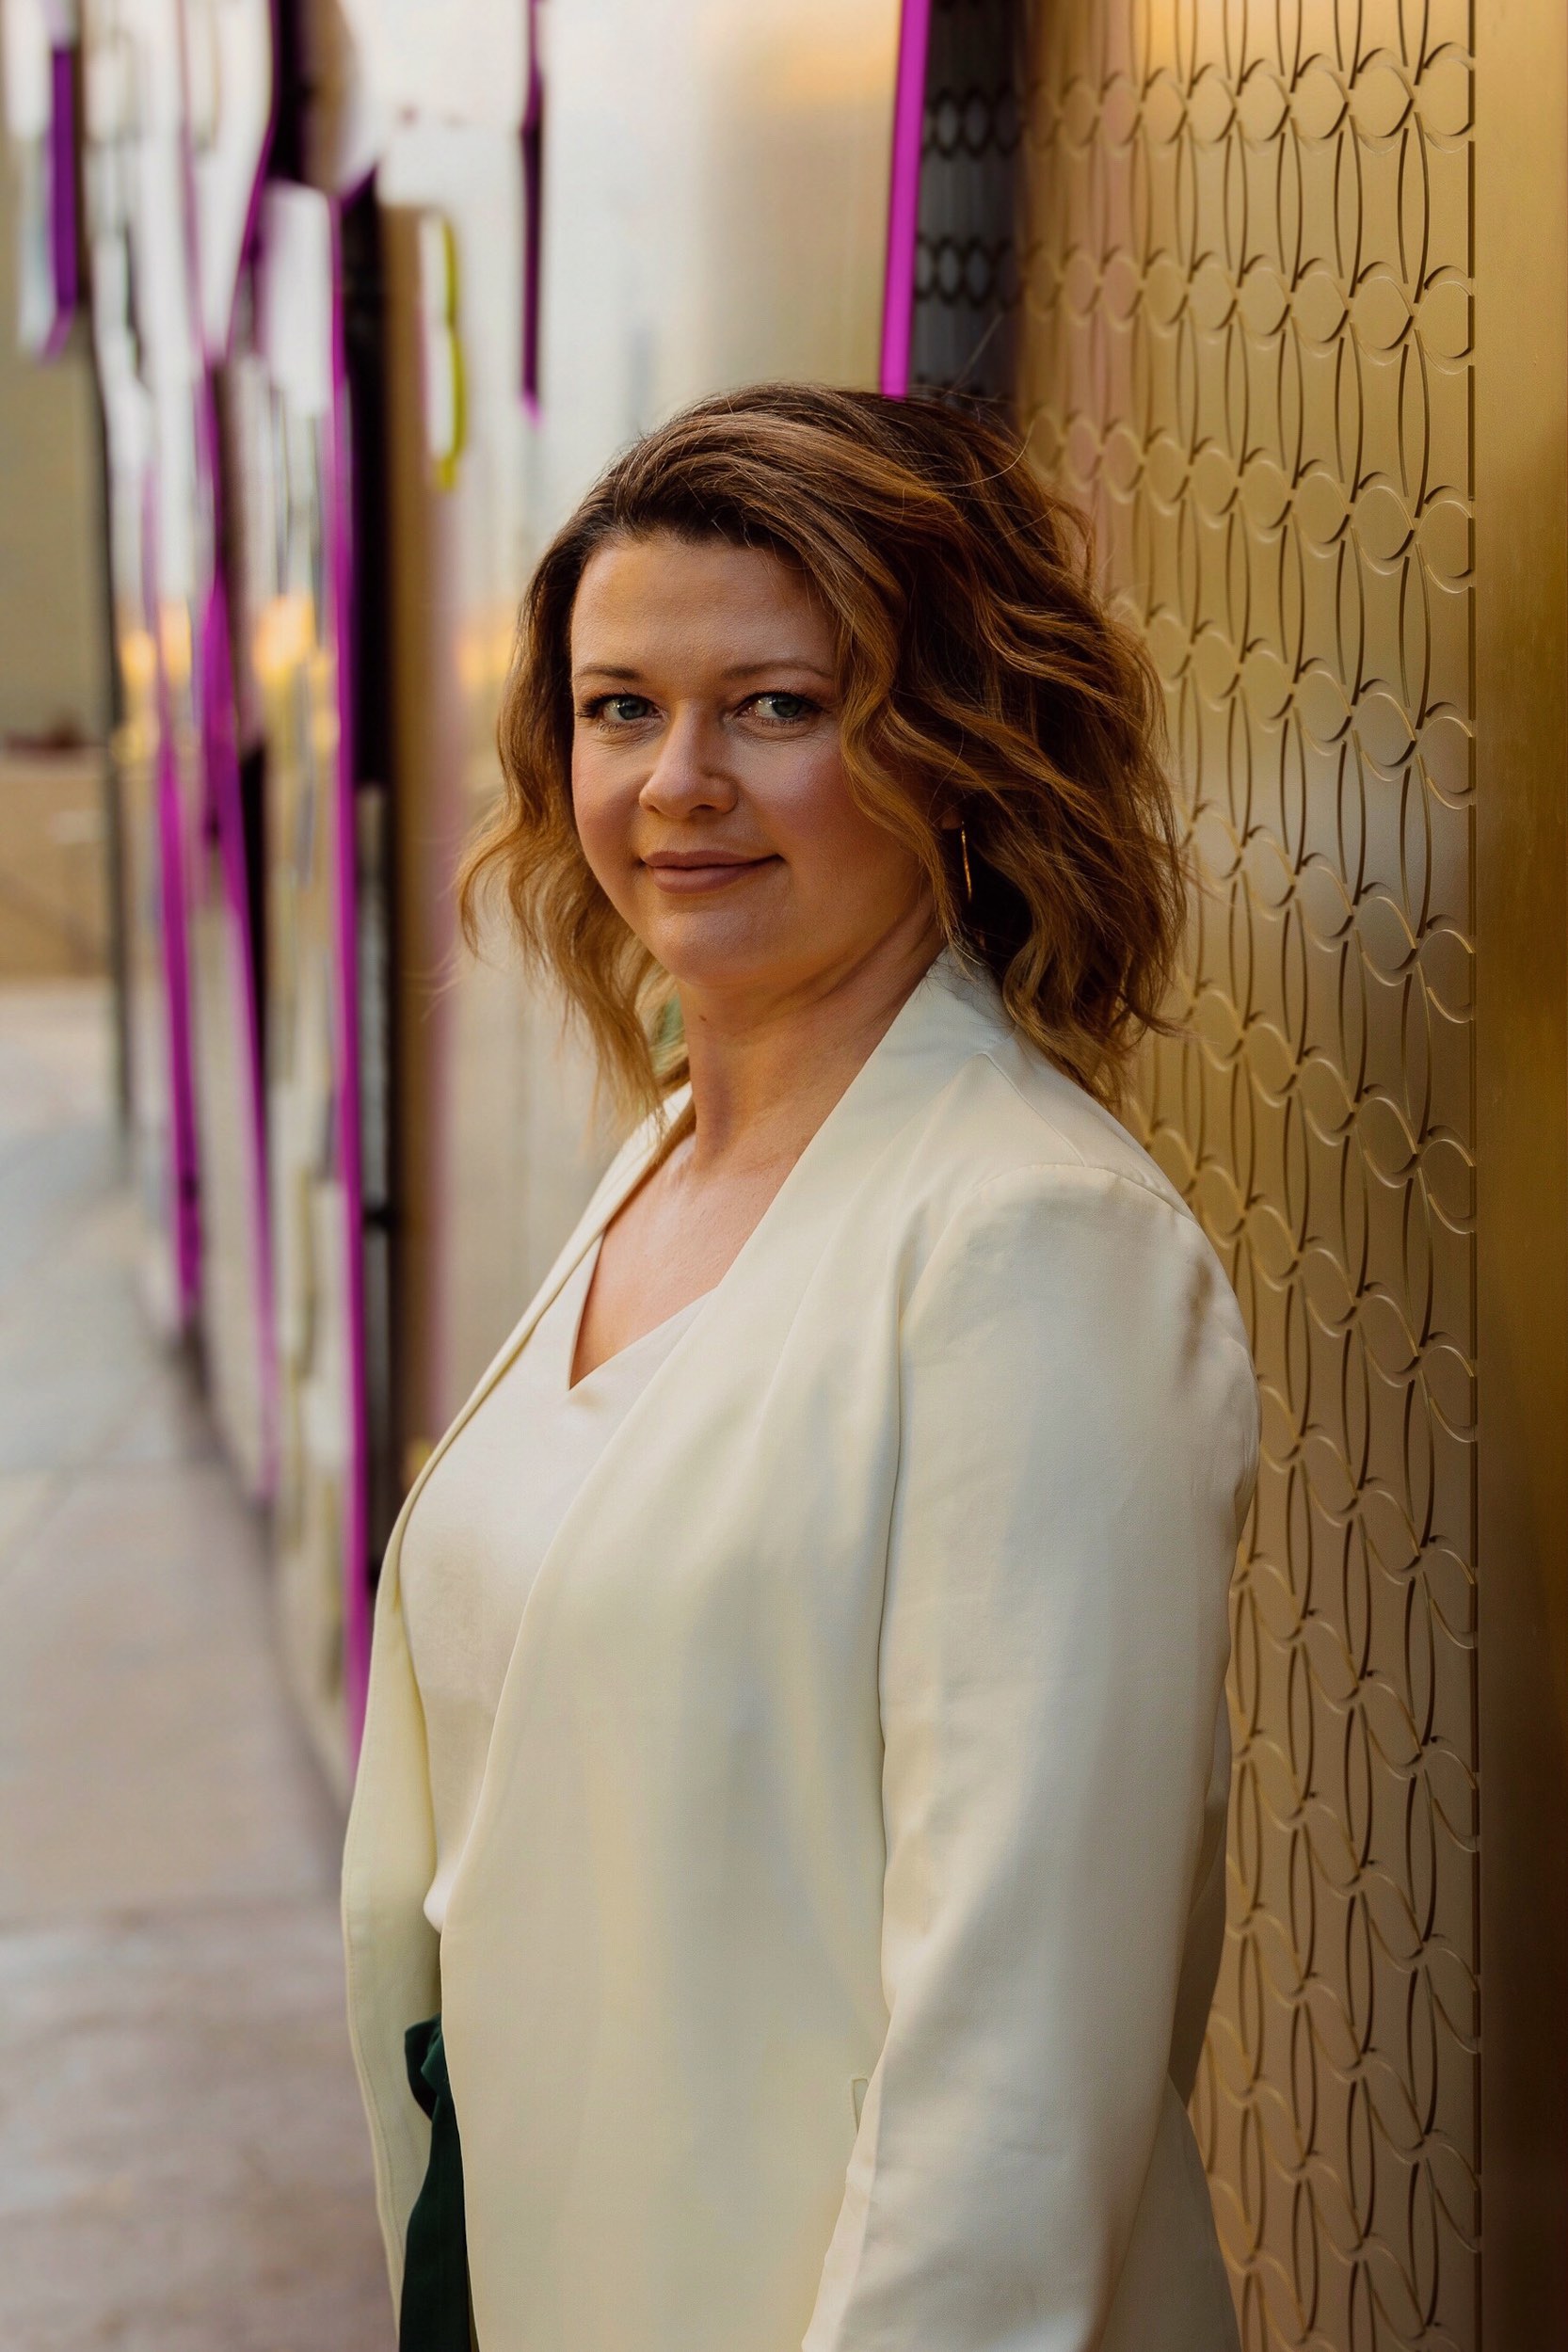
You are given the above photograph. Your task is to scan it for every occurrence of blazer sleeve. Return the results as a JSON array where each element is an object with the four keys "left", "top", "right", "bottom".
[{"left": 803, "top": 1163, "right": 1258, "bottom": 2352}]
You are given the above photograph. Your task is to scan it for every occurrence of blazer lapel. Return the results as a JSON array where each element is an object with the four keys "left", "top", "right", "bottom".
[
  {"left": 374, "top": 1097, "right": 688, "bottom": 1613},
  {"left": 342, "top": 1091, "right": 692, "bottom": 2268}
]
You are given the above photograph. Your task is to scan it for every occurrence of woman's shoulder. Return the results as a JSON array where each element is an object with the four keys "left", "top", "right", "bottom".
[
  {"left": 895, "top": 1042, "right": 1256, "bottom": 1479},
  {"left": 892, "top": 1026, "right": 1254, "bottom": 1372},
  {"left": 907, "top": 1022, "right": 1194, "bottom": 1231}
]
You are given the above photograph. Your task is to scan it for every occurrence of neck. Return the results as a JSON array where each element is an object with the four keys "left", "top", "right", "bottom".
[{"left": 676, "top": 911, "right": 944, "bottom": 1176}]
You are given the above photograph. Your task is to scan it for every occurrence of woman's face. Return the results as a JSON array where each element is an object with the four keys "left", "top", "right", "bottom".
[{"left": 569, "top": 532, "right": 933, "bottom": 1004}]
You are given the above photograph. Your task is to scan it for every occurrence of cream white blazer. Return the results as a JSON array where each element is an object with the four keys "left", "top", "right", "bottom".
[{"left": 343, "top": 949, "right": 1259, "bottom": 2352}]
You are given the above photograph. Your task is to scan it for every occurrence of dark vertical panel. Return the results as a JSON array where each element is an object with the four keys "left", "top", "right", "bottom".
[
  {"left": 1474, "top": 0, "right": 1568, "bottom": 2336},
  {"left": 909, "top": 0, "right": 1020, "bottom": 402}
]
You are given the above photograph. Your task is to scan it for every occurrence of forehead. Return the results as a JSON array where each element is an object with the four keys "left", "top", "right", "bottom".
[{"left": 569, "top": 533, "right": 832, "bottom": 672}]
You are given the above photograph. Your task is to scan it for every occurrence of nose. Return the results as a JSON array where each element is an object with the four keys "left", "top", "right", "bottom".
[{"left": 637, "top": 708, "right": 738, "bottom": 820}]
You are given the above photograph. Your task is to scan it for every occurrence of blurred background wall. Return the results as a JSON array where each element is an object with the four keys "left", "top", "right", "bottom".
[
  {"left": 0, "top": 34, "right": 111, "bottom": 983},
  {"left": 0, "top": 83, "right": 106, "bottom": 750}
]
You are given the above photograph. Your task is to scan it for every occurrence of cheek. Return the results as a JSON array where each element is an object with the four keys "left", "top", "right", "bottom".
[
  {"left": 766, "top": 751, "right": 917, "bottom": 900},
  {"left": 569, "top": 748, "right": 631, "bottom": 877}
]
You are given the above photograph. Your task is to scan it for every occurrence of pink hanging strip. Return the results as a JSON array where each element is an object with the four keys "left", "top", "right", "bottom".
[
  {"left": 143, "top": 470, "right": 202, "bottom": 1325},
  {"left": 154, "top": 731, "right": 202, "bottom": 1320},
  {"left": 520, "top": 0, "right": 543, "bottom": 416},
  {"left": 44, "top": 44, "right": 78, "bottom": 357},
  {"left": 199, "top": 552, "right": 280, "bottom": 1495},
  {"left": 175, "top": 0, "right": 279, "bottom": 1486},
  {"left": 327, "top": 202, "right": 373, "bottom": 1760},
  {"left": 878, "top": 0, "right": 932, "bottom": 398}
]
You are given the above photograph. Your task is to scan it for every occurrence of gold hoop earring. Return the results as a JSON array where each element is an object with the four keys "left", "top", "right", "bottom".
[{"left": 958, "top": 819, "right": 974, "bottom": 904}]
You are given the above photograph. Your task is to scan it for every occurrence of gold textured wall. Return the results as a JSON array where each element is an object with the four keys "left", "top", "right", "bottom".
[{"left": 1012, "top": 6, "right": 1479, "bottom": 2344}]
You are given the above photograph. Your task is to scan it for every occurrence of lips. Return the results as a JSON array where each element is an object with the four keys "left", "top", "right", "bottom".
[{"left": 642, "top": 852, "right": 778, "bottom": 894}]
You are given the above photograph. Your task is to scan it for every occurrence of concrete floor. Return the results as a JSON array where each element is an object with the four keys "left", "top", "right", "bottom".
[{"left": 0, "top": 984, "right": 392, "bottom": 2349}]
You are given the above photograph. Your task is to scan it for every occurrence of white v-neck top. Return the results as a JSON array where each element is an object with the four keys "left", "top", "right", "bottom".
[{"left": 401, "top": 1236, "right": 707, "bottom": 1931}]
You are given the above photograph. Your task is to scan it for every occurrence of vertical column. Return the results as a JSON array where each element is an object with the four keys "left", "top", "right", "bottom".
[{"left": 1474, "top": 0, "right": 1568, "bottom": 2334}]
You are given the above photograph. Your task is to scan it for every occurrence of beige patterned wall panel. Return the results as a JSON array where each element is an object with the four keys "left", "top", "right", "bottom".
[{"left": 1013, "top": 6, "right": 1479, "bottom": 2345}]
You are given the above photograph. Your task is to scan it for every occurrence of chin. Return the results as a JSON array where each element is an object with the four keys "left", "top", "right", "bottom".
[{"left": 646, "top": 924, "right": 799, "bottom": 999}]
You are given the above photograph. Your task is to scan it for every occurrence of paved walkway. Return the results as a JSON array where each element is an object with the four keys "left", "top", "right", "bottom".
[{"left": 0, "top": 984, "right": 391, "bottom": 2349}]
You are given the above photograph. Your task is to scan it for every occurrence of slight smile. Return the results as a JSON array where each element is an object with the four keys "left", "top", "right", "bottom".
[{"left": 642, "top": 852, "right": 780, "bottom": 895}]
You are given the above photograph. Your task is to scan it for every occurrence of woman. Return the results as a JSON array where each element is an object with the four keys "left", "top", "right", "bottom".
[{"left": 343, "top": 384, "right": 1258, "bottom": 2352}]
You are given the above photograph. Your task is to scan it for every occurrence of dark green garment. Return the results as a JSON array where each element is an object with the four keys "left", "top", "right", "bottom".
[{"left": 399, "top": 2015, "right": 472, "bottom": 2352}]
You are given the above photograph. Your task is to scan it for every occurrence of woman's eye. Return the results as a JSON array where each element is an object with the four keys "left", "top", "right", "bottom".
[
  {"left": 582, "top": 694, "right": 654, "bottom": 726},
  {"left": 747, "top": 692, "right": 818, "bottom": 726}
]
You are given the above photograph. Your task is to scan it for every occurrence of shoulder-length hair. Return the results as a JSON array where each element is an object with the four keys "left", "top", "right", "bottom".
[{"left": 461, "top": 382, "right": 1185, "bottom": 1116}]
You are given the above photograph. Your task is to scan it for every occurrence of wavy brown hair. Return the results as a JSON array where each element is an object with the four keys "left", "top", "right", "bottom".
[{"left": 461, "top": 383, "right": 1185, "bottom": 1117}]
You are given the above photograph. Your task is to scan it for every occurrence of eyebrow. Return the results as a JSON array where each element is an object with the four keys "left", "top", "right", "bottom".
[{"left": 571, "top": 657, "right": 838, "bottom": 684}]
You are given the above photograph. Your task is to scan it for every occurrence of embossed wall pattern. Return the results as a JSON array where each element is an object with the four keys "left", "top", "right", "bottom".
[{"left": 915, "top": 5, "right": 1480, "bottom": 2344}]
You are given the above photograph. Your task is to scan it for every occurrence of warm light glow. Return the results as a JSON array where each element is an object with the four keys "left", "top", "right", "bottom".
[
  {"left": 456, "top": 624, "right": 488, "bottom": 699},
  {"left": 120, "top": 626, "right": 157, "bottom": 697},
  {"left": 488, "top": 611, "right": 515, "bottom": 679},
  {"left": 253, "top": 593, "right": 316, "bottom": 686},
  {"left": 159, "top": 601, "right": 193, "bottom": 689},
  {"left": 709, "top": 5, "right": 898, "bottom": 109},
  {"left": 456, "top": 610, "right": 517, "bottom": 701}
]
